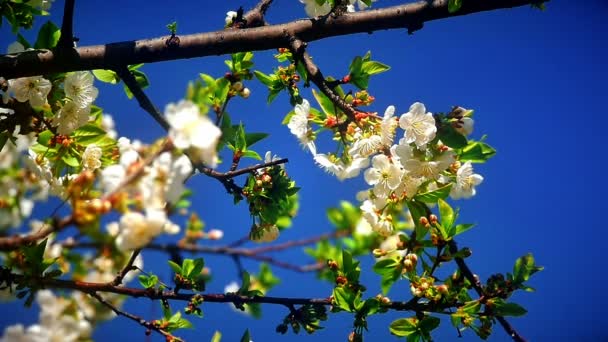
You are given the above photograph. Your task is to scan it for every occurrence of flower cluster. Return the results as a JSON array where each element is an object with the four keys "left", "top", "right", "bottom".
[{"left": 287, "top": 100, "right": 482, "bottom": 236}]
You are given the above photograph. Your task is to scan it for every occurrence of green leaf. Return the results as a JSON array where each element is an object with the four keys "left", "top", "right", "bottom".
[
  {"left": 240, "top": 329, "right": 251, "bottom": 342},
  {"left": 492, "top": 299, "right": 528, "bottom": 317},
  {"left": 513, "top": 253, "right": 543, "bottom": 284},
  {"left": 138, "top": 274, "right": 159, "bottom": 289},
  {"left": 362, "top": 61, "right": 390, "bottom": 75},
  {"left": 389, "top": 317, "right": 418, "bottom": 337},
  {"left": 459, "top": 141, "right": 497, "bottom": 163},
  {"left": 448, "top": 0, "right": 463, "bottom": 13},
  {"left": 245, "top": 132, "right": 269, "bottom": 148},
  {"left": 453, "top": 223, "right": 475, "bottom": 236},
  {"left": 168, "top": 260, "right": 182, "bottom": 274},
  {"left": 253, "top": 70, "right": 274, "bottom": 87},
  {"left": 438, "top": 199, "right": 455, "bottom": 231},
  {"left": 439, "top": 125, "right": 468, "bottom": 149},
  {"left": 332, "top": 287, "right": 354, "bottom": 312},
  {"left": 37, "top": 130, "right": 53, "bottom": 146},
  {"left": 211, "top": 331, "right": 222, "bottom": 342},
  {"left": 92, "top": 70, "right": 120, "bottom": 84},
  {"left": 61, "top": 153, "right": 79, "bottom": 167},
  {"left": 415, "top": 184, "right": 452, "bottom": 204},
  {"left": 34, "top": 21, "right": 60, "bottom": 49},
  {"left": 189, "top": 258, "right": 205, "bottom": 278},
  {"left": 418, "top": 316, "right": 440, "bottom": 332},
  {"left": 312, "top": 89, "right": 336, "bottom": 117},
  {"left": 241, "top": 150, "right": 262, "bottom": 160},
  {"left": 461, "top": 300, "right": 481, "bottom": 314}
]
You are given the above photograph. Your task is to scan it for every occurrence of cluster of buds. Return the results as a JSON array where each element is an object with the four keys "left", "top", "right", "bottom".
[
  {"left": 410, "top": 277, "right": 449, "bottom": 301},
  {"left": 48, "top": 134, "right": 73, "bottom": 148},
  {"left": 484, "top": 273, "right": 514, "bottom": 299},
  {"left": 224, "top": 72, "right": 252, "bottom": 99},
  {"left": 351, "top": 90, "right": 375, "bottom": 107},
  {"left": 403, "top": 253, "right": 418, "bottom": 272},
  {"left": 277, "top": 64, "right": 300, "bottom": 91},
  {"left": 72, "top": 197, "right": 112, "bottom": 225},
  {"left": 375, "top": 293, "right": 391, "bottom": 305},
  {"left": 184, "top": 294, "right": 204, "bottom": 316}
]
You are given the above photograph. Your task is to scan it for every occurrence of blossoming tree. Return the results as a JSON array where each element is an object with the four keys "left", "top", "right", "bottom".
[{"left": 0, "top": 0, "right": 545, "bottom": 341}]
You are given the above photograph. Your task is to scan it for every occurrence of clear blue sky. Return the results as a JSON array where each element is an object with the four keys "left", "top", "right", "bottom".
[{"left": 1, "top": 1, "right": 607, "bottom": 341}]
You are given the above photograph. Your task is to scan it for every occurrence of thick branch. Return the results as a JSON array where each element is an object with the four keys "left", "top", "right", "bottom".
[{"left": 0, "top": 0, "right": 546, "bottom": 79}]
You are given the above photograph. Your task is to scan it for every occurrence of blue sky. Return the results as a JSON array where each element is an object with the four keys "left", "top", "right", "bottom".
[{"left": 1, "top": 1, "right": 607, "bottom": 341}]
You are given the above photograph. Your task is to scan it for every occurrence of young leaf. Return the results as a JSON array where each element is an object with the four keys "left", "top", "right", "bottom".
[{"left": 34, "top": 21, "right": 60, "bottom": 49}]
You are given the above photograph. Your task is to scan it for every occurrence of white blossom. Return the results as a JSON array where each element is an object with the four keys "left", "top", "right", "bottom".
[
  {"left": 82, "top": 144, "right": 102, "bottom": 170},
  {"left": 101, "top": 114, "right": 117, "bottom": 139},
  {"left": 363, "top": 154, "right": 403, "bottom": 197},
  {"left": 165, "top": 100, "right": 221, "bottom": 168},
  {"left": 225, "top": 11, "right": 238, "bottom": 25},
  {"left": 314, "top": 153, "right": 369, "bottom": 181},
  {"left": 8, "top": 76, "right": 52, "bottom": 107},
  {"left": 64, "top": 71, "right": 98, "bottom": 108},
  {"left": 450, "top": 161, "right": 483, "bottom": 199},
  {"left": 53, "top": 102, "right": 90, "bottom": 135},
  {"left": 399, "top": 102, "right": 437, "bottom": 148},
  {"left": 141, "top": 152, "right": 192, "bottom": 210},
  {"left": 380, "top": 105, "right": 399, "bottom": 147},
  {"left": 360, "top": 200, "right": 393, "bottom": 236},
  {"left": 455, "top": 117, "right": 474, "bottom": 136},
  {"left": 349, "top": 133, "right": 382, "bottom": 158},
  {"left": 299, "top": 0, "right": 331, "bottom": 17},
  {"left": 288, "top": 99, "right": 313, "bottom": 145},
  {"left": 115, "top": 209, "right": 172, "bottom": 251}
]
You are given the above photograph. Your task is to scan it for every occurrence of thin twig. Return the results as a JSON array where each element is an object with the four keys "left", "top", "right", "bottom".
[
  {"left": 111, "top": 249, "right": 141, "bottom": 286},
  {"left": 88, "top": 291, "right": 176, "bottom": 340},
  {"left": 57, "top": 0, "right": 76, "bottom": 50},
  {"left": 288, "top": 37, "right": 358, "bottom": 122},
  {"left": 115, "top": 66, "right": 170, "bottom": 131}
]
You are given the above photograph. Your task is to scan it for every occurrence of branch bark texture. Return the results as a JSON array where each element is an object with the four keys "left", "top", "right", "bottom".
[{"left": 0, "top": 0, "right": 544, "bottom": 79}]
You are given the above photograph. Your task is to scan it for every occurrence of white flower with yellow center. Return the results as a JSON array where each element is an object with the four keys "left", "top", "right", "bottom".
[
  {"left": 165, "top": 100, "right": 221, "bottom": 168},
  {"left": 82, "top": 144, "right": 102, "bottom": 170},
  {"left": 364, "top": 154, "right": 403, "bottom": 197},
  {"left": 9, "top": 76, "right": 52, "bottom": 107},
  {"left": 399, "top": 102, "right": 437, "bottom": 148},
  {"left": 314, "top": 153, "right": 369, "bottom": 181},
  {"left": 349, "top": 133, "right": 382, "bottom": 158},
  {"left": 53, "top": 102, "right": 90, "bottom": 135},
  {"left": 64, "top": 71, "right": 99, "bottom": 108},
  {"left": 450, "top": 161, "right": 483, "bottom": 199}
]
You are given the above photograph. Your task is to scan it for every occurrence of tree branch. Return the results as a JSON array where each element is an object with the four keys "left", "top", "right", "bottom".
[
  {"left": 288, "top": 37, "right": 358, "bottom": 121},
  {"left": 115, "top": 66, "right": 169, "bottom": 131},
  {"left": 57, "top": 0, "right": 76, "bottom": 50},
  {"left": 110, "top": 249, "right": 141, "bottom": 286},
  {"left": 88, "top": 291, "right": 177, "bottom": 340},
  {"left": 0, "top": 0, "right": 547, "bottom": 79}
]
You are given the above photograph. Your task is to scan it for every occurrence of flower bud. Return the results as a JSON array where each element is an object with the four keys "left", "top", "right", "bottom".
[
  {"left": 207, "top": 229, "right": 224, "bottom": 240},
  {"left": 232, "top": 81, "right": 244, "bottom": 91},
  {"left": 429, "top": 214, "right": 438, "bottom": 225},
  {"left": 240, "top": 87, "right": 251, "bottom": 98}
]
